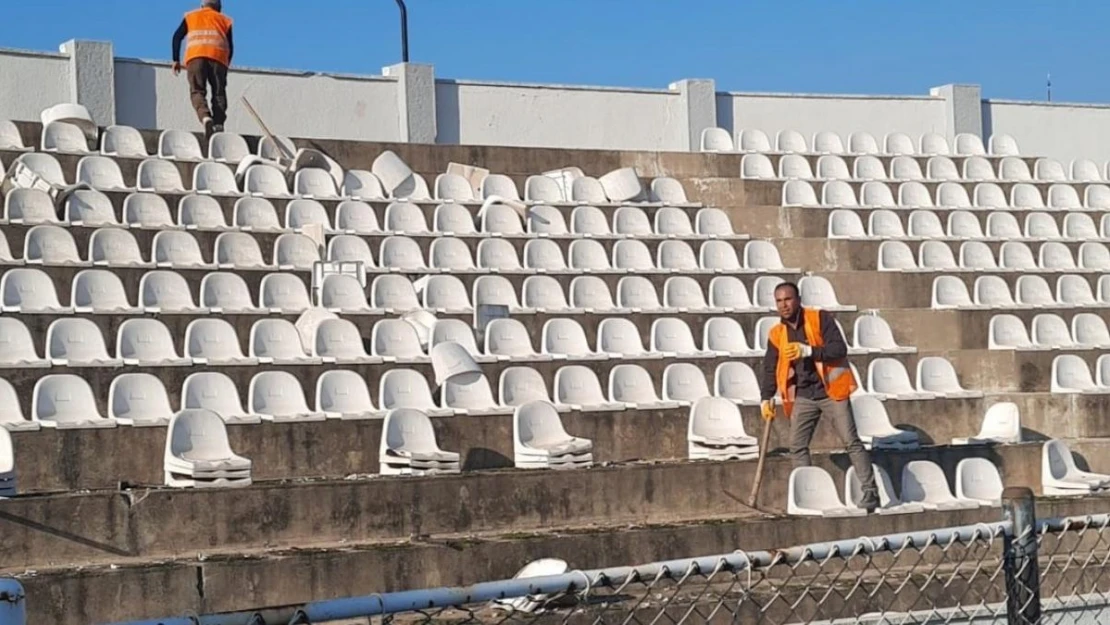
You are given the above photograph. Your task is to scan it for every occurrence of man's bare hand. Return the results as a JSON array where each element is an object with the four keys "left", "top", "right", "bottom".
[{"left": 172, "top": 62, "right": 183, "bottom": 76}]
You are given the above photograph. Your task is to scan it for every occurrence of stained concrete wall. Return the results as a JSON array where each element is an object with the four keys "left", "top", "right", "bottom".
[
  {"left": 112, "top": 59, "right": 401, "bottom": 141},
  {"left": 717, "top": 91, "right": 948, "bottom": 145},
  {"left": 984, "top": 99, "right": 1110, "bottom": 163},
  {"left": 0, "top": 48, "right": 69, "bottom": 122},
  {"left": 436, "top": 80, "right": 687, "bottom": 150}
]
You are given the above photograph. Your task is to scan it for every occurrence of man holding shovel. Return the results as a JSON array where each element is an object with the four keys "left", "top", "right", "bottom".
[{"left": 759, "top": 281, "right": 880, "bottom": 512}]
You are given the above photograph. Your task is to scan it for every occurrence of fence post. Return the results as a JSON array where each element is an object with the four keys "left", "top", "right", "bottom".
[
  {"left": 0, "top": 579, "right": 26, "bottom": 625},
  {"left": 1002, "top": 486, "right": 1041, "bottom": 625}
]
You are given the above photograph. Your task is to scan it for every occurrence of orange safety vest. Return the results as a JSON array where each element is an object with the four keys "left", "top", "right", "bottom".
[
  {"left": 184, "top": 7, "right": 233, "bottom": 66},
  {"left": 769, "top": 308, "right": 857, "bottom": 418}
]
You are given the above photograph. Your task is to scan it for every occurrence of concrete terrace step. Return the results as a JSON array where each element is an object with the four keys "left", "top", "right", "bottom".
[{"left": 14, "top": 484, "right": 1110, "bottom": 625}]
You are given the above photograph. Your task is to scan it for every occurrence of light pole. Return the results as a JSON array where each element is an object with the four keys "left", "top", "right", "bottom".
[{"left": 394, "top": 0, "right": 410, "bottom": 63}]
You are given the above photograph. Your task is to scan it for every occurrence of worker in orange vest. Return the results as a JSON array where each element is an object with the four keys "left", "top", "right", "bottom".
[
  {"left": 759, "top": 281, "right": 880, "bottom": 512},
  {"left": 171, "top": 0, "right": 234, "bottom": 138}
]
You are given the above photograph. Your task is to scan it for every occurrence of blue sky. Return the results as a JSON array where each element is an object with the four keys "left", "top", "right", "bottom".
[{"left": 3, "top": 0, "right": 1109, "bottom": 102}]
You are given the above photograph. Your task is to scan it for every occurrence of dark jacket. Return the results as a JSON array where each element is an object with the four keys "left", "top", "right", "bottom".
[
  {"left": 759, "top": 308, "right": 849, "bottom": 402},
  {"left": 172, "top": 18, "right": 235, "bottom": 65}
]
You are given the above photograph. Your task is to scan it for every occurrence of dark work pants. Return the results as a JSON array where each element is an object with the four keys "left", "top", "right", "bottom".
[
  {"left": 790, "top": 396, "right": 879, "bottom": 497},
  {"left": 186, "top": 58, "right": 229, "bottom": 125}
]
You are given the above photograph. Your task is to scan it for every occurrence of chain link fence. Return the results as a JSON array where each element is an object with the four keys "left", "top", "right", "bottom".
[{"left": 6, "top": 488, "right": 1110, "bottom": 625}]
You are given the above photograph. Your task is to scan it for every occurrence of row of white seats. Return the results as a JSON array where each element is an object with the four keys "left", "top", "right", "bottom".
[
  {"left": 0, "top": 267, "right": 810, "bottom": 317},
  {"left": 0, "top": 305, "right": 909, "bottom": 372},
  {"left": 1051, "top": 355, "right": 1110, "bottom": 394},
  {"left": 932, "top": 274, "right": 1110, "bottom": 309},
  {"left": 745, "top": 153, "right": 1080, "bottom": 184},
  {"left": 7, "top": 147, "right": 693, "bottom": 212},
  {"left": 788, "top": 458, "right": 1001, "bottom": 517},
  {"left": 702, "top": 127, "right": 1016, "bottom": 158},
  {"left": 989, "top": 313, "right": 1110, "bottom": 351},
  {"left": 0, "top": 229, "right": 779, "bottom": 277},
  {"left": 4, "top": 188, "right": 735, "bottom": 239},
  {"left": 784, "top": 180, "right": 1110, "bottom": 211},
  {"left": 878, "top": 240, "right": 1107, "bottom": 272},
  {"left": 829, "top": 209, "right": 1110, "bottom": 241}
]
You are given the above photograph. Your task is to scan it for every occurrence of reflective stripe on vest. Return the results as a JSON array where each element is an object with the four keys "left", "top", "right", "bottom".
[
  {"left": 770, "top": 308, "right": 858, "bottom": 417},
  {"left": 184, "top": 8, "right": 232, "bottom": 66}
]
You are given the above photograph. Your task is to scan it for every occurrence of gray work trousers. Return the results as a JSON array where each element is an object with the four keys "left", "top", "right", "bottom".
[{"left": 791, "top": 396, "right": 878, "bottom": 496}]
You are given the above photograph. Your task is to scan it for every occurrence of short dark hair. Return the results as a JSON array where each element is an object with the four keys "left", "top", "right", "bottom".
[{"left": 774, "top": 281, "right": 799, "bottom": 297}]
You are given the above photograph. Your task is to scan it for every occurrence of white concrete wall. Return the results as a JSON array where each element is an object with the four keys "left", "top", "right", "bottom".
[
  {"left": 0, "top": 49, "right": 70, "bottom": 122},
  {"left": 437, "top": 80, "right": 687, "bottom": 151},
  {"left": 113, "top": 59, "right": 402, "bottom": 142},
  {"left": 717, "top": 92, "right": 948, "bottom": 146},
  {"left": 984, "top": 100, "right": 1110, "bottom": 163}
]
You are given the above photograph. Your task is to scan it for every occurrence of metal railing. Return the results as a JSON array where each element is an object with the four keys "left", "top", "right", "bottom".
[{"left": 6, "top": 487, "right": 1110, "bottom": 625}]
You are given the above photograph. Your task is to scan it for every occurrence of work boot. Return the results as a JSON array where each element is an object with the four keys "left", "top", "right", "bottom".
[
  {"left": 212, "top": 123, "right": 224, "bottom": 134},
  {"left": 859, "top": 490, "right": 880, "bottom": 513}
]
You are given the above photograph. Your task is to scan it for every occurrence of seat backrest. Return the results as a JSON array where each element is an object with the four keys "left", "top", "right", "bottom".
[
  {"left": 616, "top": 276, "right": 661, "bottom": 309},
  {"left": 932, "top": 275, "right": 972, "bottom": 308},
  {"left": 249, "top": 371, "right": 311, "bottom": 416},
  {"left": 908, "top": 210, "right": 944, "bottom": 237},
  {"left": 988, "top": 314, "right": 1031, "bottom": 349},
  {"left": 178, "top": 194, "right": 227, "bottom": 229},
  {"left": 947, "top": 210, "right": 983, "bottom": 239},
  {"left": 184, "top": 318, "right": 245, "bottom": 360},
  {"left": 877, "top": 240, "right": 916, "bottom": 270},
  {"left": 554, "top": 365, "right": 608, "bottom": 405},
  {"left": 316, "top": 370, "right": 374, "bottom": 414},
  {"left": 5, "top": 188, "right": 57, "bottom": 224},
  {"left": 654, "top": 206, "right": 693, "bottom": 235},
  {"left": 700, "top": 127, "right": 734, "bottom": 152},
  {"left": 342, "top": 170, "right": 385, "bottom": 200},
  {"left": 294, "top": 169, "right": 339, "bottom": 198},
  {"left": 569, "top": 276, "right": 615, "bottom": 310},
  {"left": 428, "top": 237, "right": 474, "bottom": 270},
  {"left": 1015, "top": 275, "right": 1054, "bottom": 306},
  {"left": 480, "top": 173, "right": 520, "bottom": 200},
  {"left": 597, "top": 318, "right": 646, "bottom": 356},
  {"left": 1034, "top": 158, "right": 1067, "bottom": 182},
  {"left": 480, "top": 204, "right": 524, "bottom": 235},
  {"left": 916, "top": 356, "right": 965, "bottom": 392},
  {"left": 778, "top": 154, "right": 813, "bottom": 179},
  {"left": 999, "top": 157, "right": 1033, "bottom": 182},
  {"left": 43, "top": 121, "right": 90, "bottom": 153},
  {"left": 890, "top": 156, "right": 924, "bottom": 180},
  {"left": 821, "top": 180, "right": 857, "bottom": 207},
  {"left": 527, "top": 204, "right": 568, "bottom": 235},
  {"left": 371, "top": 319, "right": 425, "bottom": 358},
  {"left": 961, "top": 156, "right": 996, "bottom": 181},
  {"left": 273, "top": 233, "right": 321, "bottom": 270},
  {"left": 476, "top": 238, "right": 521, "bottom": 270},
  {"left": 47, "top": 317, "right": 113, "bottom": 363},
  {"left": 1031, "top": 313, "right": 1073, "bottom": 347},
  {"left": 193, "top": 161, "right": 238, "bottom": 195},
  {"left": 1057, "top": 274, "right": 1096, "bottom": 306},
  {"left": 935, "top": 182, "right": 970, "bottom": 208},
  {"left": 432, "top": 203, "right": 475, "bottom": 235},
  {"left": 651, "top": 317, "right": 698, "bottom": 353},
  {"left": 472, "top": 274, "right": 520, "bottom": 309},
  {"left": 76, "top": 155, "right": 126, "bottom": 189},
  {"left": 181, "top": 371, "right": 247, "bottom": 416},
  {"left": 867, "top": 357, "right": 914, "bottom": 394},
  {"left": 326, "top": 234, "right": 375, "bottom": 265},
  {"left": 571, "top": 176, "right": 607, "bottom": 202},
  {"left": 658, "top": 240, "right": 698, "bottom": 270},
  {"left": 421, "top": 275, "right": 471, "bottom": 310},
  {"left": 25, "top": 225, "right": 81, "bottom": 264},
  {"left": 662, "top": 362, "right": 710, "bottom": 402},
  {"left": 522, "top": 275, "right": 568, "bottom": 310},
  {"left": 541, "top": 318, "right": 591, "bottom": 356},
  {"left": 88, "top": 227, "right": 144, "bottom": 265},
  {"left": 434, "top": 173, "right": 474, "bottom": 201},
  {"left": 663, "top": 276, "right": 707, "bottom": 309},
  {"left": 567, "top": 239, "right": 610, "bottom": 270},
  {"left": 33, "top": 374, "right": 104, "bottom": 424},
  {"left": 245, "top": 164, "right": 290, "bottom": 196},
  {"left": 740, "top": 154, "right": 775, "bottom": 179},
  {"left": 782, "top": 180, "right": 818, "bottom": 206},
  {"left": 898, "top": 181, "right": 933, "bottom": 207},
  {"left": 260, "top": 273, "right": 311, "bottom": 311},
  {"left": 208, "top": 131, "right": 250, "bottom": 164},
  {"left": 250, "top": 319, "right": 309, "bottom": 359},
  {"left": 612, "top": 239, "right": 654, "bottom": 270},
  {"left": 379, "top": 369, "right": 436, "bottom": 411},
  {"left": 926, "top": 156, "right": 960, "bottom": 181},
  {"left": 109, "top": 373, "right": 173, "bottom": 424},
  {"left": 286, "top": 199, "right": 330, "bottom": 231},
  {"left": 72, "top": 269, "right": 131, "bottom": 310},
  {"left": 954, "top": 133, "right": 986, "bottom": 156},
  {"left": 974, "top": 275, "right": 1015, "bottom": 306},
  {"left": 200, "top": 272, "right": 255, "bottom": 310},
  {"left": 152, "top": 230, "right": 206, "bottom": 266},
  {"left": 703, "top": 317, "right": 751, "bottom": 353},
  {"left": 974, "top": 183, "right": 1008, "bottom": 208},
  {"left": 159, "top": 129, "right": 203, "bottom": 160},
  {"left": 370, "top": 274, "right": 420, "bottom": 311},
  {"left": 64, "top": 190, "right": 116, "bottom": 227},
  {"left": 484, "top": 318, "right": 536, "bottom": 358},
  {"left": 919, "top": 133, "right": 950, "bottom": 155},
  {"left": 959, "top": 241, "right": 997, "bottom": 270},
  {"left": 1048, "top": 184, "right": 1082, "bottom": 210},
  {"left": 816, "top": 155, "right": 850, "bottom": 179},
  {"left": 313, "top": 318, "right": 369, "bottom": 359},
  {"left": 523, "top": 239, "right": 567, "bottom": 271},
  {"left": 999, "top": 242, "right": 1036, "bottom": 270}
]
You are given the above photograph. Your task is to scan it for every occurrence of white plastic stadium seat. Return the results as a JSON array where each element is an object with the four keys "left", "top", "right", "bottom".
[
  {"left": 0, "top": 318, "right": 49, "bottom": 368},
  {"left": 1011, "top": 184, "right": 1045, "bottom": 210},
  {"left": 1073, "top": 313, "right": 1110, "bottom": 348},
  {"left": 999, "top": 157, "right": 1033, "bottom": 182},
  {"left": 816, "top": 155, "right": 850, "bottom": 180},
  {"left": 975, "top": 276, "right": 1017, "bottom": 308},
  {"left": 89, "top": 228, "right": 148, "bottom": 267},
  {"left": 650, "top": 177, "right": 692, "bottom": 205},
  {"left": 740, "top": 154, "right": 775, "bottom": 179},
  {"left": 294, "top": 169, "right": 339, "bottom": 199},
  {"left": 884, "top": 132, "right": 915, "bottom": 155},
  {"left": 434, "top": 173, "right": 475, "bottom": 202},
  {"left": 139, "top": 270, "right": 203, "bottom": 314},
  {"left": 433, "top": 204, "right": 476, "bottom": 235},
  {"left": 868, "top": 357, "right": 935, "bottom": 400},
  {"left": 918, "top": 240, "right": 958, "bottom": 270},
  {"left": 208, "top": 132, "right": 250, "bottom": 164},
  {"left": 569, "top": 276, "right": 617, "bottom": 311},
  {"left": 259, "top": 135, "right": 296, "bottom": 162},
  {"left": 1031, "top": 313, "right": 1075, "bottom": 349},
  {"left": 152, "top": 231, "right": 210, "bottom": 268},
  {"left": 919, "top": 133, "right": 950, "bottom": 156},
  {"left": 926, "top": 156, "right": 960, "bottom": 181},
  {"left": 778, "top": 154, "right": 814, "bottom": 179},
  {"left": 259, "top": 273, "right": 310, "bottom": 314},
  {"left": 700, "top": 127, "right": 734, "bottom": 152},
  {"left": 159, "top": 130, "right": 204, "bottom": 160},
  {"left": 1058, "top": 274, "right": 1099, "bottom": 307},
  {"left": 379, "top": 369, "right": 453, "bottom": 416},
  {"left": 935, "top": 182, "right": 971, "bottom": 209},
  {"left": 737, "top": 129, "right": 772, "bottom": 152},
  {"left": 850, "top": 395, "right": 919, "bottom": 450},
  {"left": 867, "top": 210, "right": 905, "bottom": 239},
  {"left": 553, "top": 366, "right": 625, "bottom": 412},
  {"left": 1000, "top": 242, "right": 1037, "bottom": 271},
  {"left": 1024, "top": 212, "right": 1061, "bottom": 240},
  {"left": 1042, "top": 439, "right": 1110, "bottom": 495},
  {"left": 24, "top": 225, "right": 85, "bottom": 266},
  {"left": 315, "top": 370, "right": 382, "bottom": 420},
  {"left": 193, "top": 162, "right": 240, "bottom": 195},
  {"left": 32, "top": 375, "right": 117, "bottom": 429},
  {"left": 788, "top": 466, "right": 866, "bottom": 517},
  {"left": 989, "top": 134, "right": 1020, "bottom": 156},
  {"left": 931, "top": 275, "right": 973, "bottom": 309},
  {"left": 853, "top": 314, "right": 913, "bottom": 354},
  {"left": 366, "top": 275, "right": 419, "bottom": 313},
  {"left": 609, "top": 364, "right": 680, "bottom": 411},
  {"left": 821, "top": 181, "right": 858, "bottom": 207},
  {"left": 528, "top": 204, "right": 569, "bottom": 236},
  {"left": 98, "top": 125, "right": 146, "bottom": 157},
  {"left": 42, "top": 121, "right": 90, "bottom": 154},
  {"left": 204, "top": 277, "right": 266, "bottom": 325},
  {"left": 889, "top": 156, "right": 924, "bottom": 182},
  {"left": 76, "top": 156, "right": 129, "bottom": 191},
  {"left": 164, "top": 408, "right": 252, "bottom": 488},
  {"left": 1049, "top": 185, "right": 1082, "bottom": 211},
  {"left": 522, "top": 275, "right": 570, "bottom": 312},
  {"left": 688, "top": 397, "right": 759, "bottom": 461},
  {"left": 1051, "top": 355, "right": 1104, "bottom": 394},
  {"left": 312, "top": 318, "right": 378, "bottom": 365},
  {"left": 571, "top": 177, "right": 607, "bottom": 203},
  {"left": 485, "top": 318, "right": 547, "bottom": 362},
  {"left": 956, "top": 458, "right": 1006, "bottom": 505},
  {"left": 975, "top": 184, "right": 1009, "bottom": 210},
  {"left": 273, "top": 233, "right": 321, "bottom": 270},
  {"left": 179, "top": 194, "right": 228, "bottom": 230},
  {"left": 962, "top": 156, "right": 996, "bottom": 182},
  {"left": 900, "top": 460, "right": 979, "bottom": 511},
  {"left": 248, "top": 371, "right": 326, "bottom": 422},
  {"left": 1072, "top": 159, "right": 1103, "bottom": 183},
  {"left": 542, "top": 318, "right": 601, "bottom": 360},
  {"left": 245, "top": 164, "right": 290, "bottom": 197},
  {"left": 949, "top": 211, "right": 985, "bottom": 239},
  {"left": 6, "top": 188, "right": 58, "bottom": 224},
  {"left": 513, "top": 400, "right": 593, "bottom": 469},
  {"left": 654, "top": 206, "right": 693, "bottom": 236},
  {"left": 116, "top": 318, "right": 192, "bottom": 367},
  {"left": 908, "top": 210, "right": 944, "bottom": 238},
  {"left": 987, "top": 213, "right": 1022, "bottom": 239},
  {"left": 1035, "top": 158, "right": 1068, "bottom": 182},
  {"left": 1015, "top": 275, "right": 1055, "bottom": 307},
  {"left": 988, "top": 314, "right": 1034, "bottom": 350},
  {"left": 380, "top": 408, "right": 461, "bottom": 474},
  {"left": 848, "top": 131, "right": 879, "bottom": 155},
  {"left": 953, "top": 402, "right": 1022, "bottom": 445},
  {"left": 184, "top": 318, "right": 258, "bottom": 366},
  {"left": 812, "top": 131, "right": 845, "bottom": 154},
  {"left": 703, "top": 317, "right": 759, "bottom": 358},
  {"left": 712, "top": 361, "right": 761, "bottom": 405},
  {"left": 250, "top": 319, "right": 322, "bottom": 365},
  {"left": 525, "top": 175, "right": 567, "bottom": 203},
  {"left": 109, "top": 373, "right": 174, "bottom": 427},
  {"left": 828, "top": 209, "right": 867, "bottom": 239},
  {"left": 473, "top": 275, "right": 524, "bottom": 310},
  {"left": 782, "top": 180, "right": 818, "bottom": 207},
  {"left": 852, "top": 155, "right": 886, "bottom": 180},
  {"left": 661, "top": 362, "right": 711, "bottom": 404},
  {"left": 180, "top": 372, "right": 261, "bottom": 424},
  {"left": 954, "top": 133, "right": 986, "bottom": 156},
  {"left": 1066, "top": 214, "right": 1099, "bottom": 241},
  {"left": 916, "top": 356, "right": 982, "bottom": 399},
  {"left": 776, "top": 130, "right": 808, "bottom": 153},
  {"left": 71, "top": 269, "right": 138, "bottom": 313},
  {"left": 900, "top": 182, "right": 935, "bottom": 208},
  {"left": 342, "top": 170, "right": 386, "bottom": 200}
]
